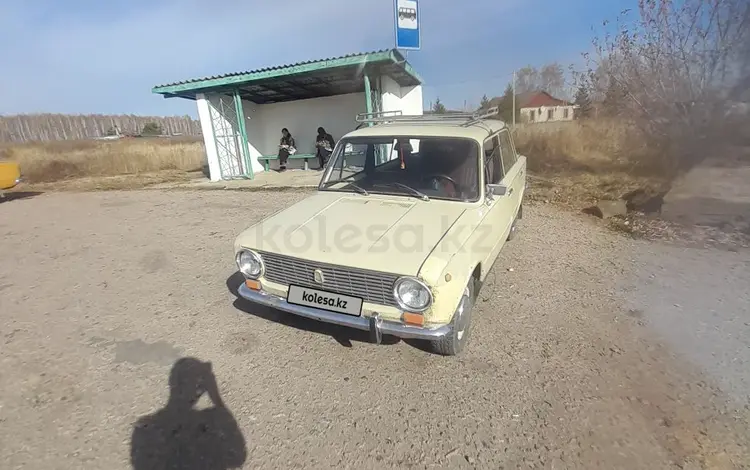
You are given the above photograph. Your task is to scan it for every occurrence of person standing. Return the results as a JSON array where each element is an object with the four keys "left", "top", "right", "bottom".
[
  {"left": 315, "top": 127, "right": 335, "bottom": 170},
  {"left": 278, "top": 128, "right": 296, "bottom": 172}
]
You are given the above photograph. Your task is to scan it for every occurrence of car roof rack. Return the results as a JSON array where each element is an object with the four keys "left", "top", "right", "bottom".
[
  {"left": 354, "top": 110, "right": 403, "bottom": 123},
  {"left": 354, "top": 106, "right": 500, "bottom": 127}
]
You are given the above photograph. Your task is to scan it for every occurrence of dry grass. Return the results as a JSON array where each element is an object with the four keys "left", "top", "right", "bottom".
[
  {"left": 1, "top": 121, "right": 673, "bottom": 207},
  {"left": 513, "top": 119, "right": 668, "bottom": 176},
  {"left": 0, "top": 137, "right": 206, "bottom": 185},
  {"left": 512, "top": 119, "right": 672, "bottom": 208}
]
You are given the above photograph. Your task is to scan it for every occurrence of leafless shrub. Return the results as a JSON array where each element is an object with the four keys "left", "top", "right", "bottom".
[{"left": 581, "top": 0, "right": 750, "bottom": 174}]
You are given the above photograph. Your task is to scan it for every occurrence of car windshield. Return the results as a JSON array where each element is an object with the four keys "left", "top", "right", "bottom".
[{"left": 319, "top": 136, "right": 480, "bottom": 202}]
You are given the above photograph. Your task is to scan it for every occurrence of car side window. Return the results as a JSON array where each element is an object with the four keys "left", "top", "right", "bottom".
[
  {"left": 498, "top": 131, "right": 517, "bottom": 172},
  {"left": 483, "top": 135, "right": 503, "bottom": 184}
]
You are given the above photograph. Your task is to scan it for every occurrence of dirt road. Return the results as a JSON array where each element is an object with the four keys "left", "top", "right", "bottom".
[{"left": 1, "top": 190, "right": 748, "bottom": 469}]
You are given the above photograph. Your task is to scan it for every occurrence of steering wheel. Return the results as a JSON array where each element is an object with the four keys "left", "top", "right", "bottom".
[{"left": 424, "top": 174, "right": 462, "bottom": 196}]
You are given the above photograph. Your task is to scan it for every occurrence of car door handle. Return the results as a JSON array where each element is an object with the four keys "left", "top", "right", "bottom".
[{"left": 508, "top": 188, "right": 514, "bottom": 196}]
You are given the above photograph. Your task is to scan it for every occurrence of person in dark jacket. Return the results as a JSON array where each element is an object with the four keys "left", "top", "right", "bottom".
[
  {"left": 278, "top": 128, "right": 295, "bottom": 171},
  {"left": 315, "top": 127, "right": 336, "bottom": 170}
]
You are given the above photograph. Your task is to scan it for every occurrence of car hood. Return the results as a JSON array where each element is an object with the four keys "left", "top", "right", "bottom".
[{"left": 234, "top": 191, "right": 467, "bottom": 276}]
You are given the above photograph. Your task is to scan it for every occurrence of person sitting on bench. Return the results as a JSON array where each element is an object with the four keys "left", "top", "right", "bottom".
[
  {"left": 315, "top": 127, "right": 335, "bottom": 170},
  {"left": 278, "top": 128, "right": 296, "bottom": 172}
]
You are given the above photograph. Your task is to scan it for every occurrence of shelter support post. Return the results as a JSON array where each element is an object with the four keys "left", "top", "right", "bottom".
[
  {"left": 364, "top": 74, "right": 374, "bottom": 127},
  {"left": 195, "top": 93, "right": 222, "bottom": 182},
  {"left": 233, "top": 90, "right": 253, "bottom": 179},
  {"left": 364, "top": 73, "right": 386, "bottom": 163}
]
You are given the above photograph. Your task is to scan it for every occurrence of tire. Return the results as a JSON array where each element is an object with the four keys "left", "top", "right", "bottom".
[{"left": 431, "top": 277, "right": 477, "bottom": 356}]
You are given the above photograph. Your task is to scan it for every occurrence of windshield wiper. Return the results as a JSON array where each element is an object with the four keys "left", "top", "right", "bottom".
[
  {"left": 345, "top": 182, "right": 369, "bottom": 196},
  {"left": 322, "top": 179, "right": 368, "bottom": 195},
  {"left": 376, "top": 182, "right": 429, "bottom": 201}
]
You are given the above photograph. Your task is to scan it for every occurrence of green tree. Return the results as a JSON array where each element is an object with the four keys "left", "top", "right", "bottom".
[
  {"left": 573, "top": 84, "right": 593, "bottom": 119},
  {"left": 141, "top": 122, "right": 163, "bottom": 136},
  {"left": 492, "top": 83, "right": 521, "bottom": 123},
  {"left": 479, "top": 94, "right": 490, "bottom": 109},
  {"left": 432, "top": 98, "right": 447, "bottom": 114}
]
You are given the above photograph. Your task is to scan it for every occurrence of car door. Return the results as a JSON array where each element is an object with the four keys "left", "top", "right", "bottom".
[
  {"left": 498, "top": 129, "right": 525, "bottom": 219},
  {"left": 480, "top": 133, "right": 514, "bottom": 269}
]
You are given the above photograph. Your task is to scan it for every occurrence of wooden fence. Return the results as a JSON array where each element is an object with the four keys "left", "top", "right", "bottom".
[{"left": 0, "top": 114, "right": 202, "bottom": 143}]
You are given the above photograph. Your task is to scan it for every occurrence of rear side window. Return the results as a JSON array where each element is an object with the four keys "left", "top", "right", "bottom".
[
  {"left": 483, "top": 135, "right": 502, "bottom": 184},
  {"left": 498, "top": 131, "right": 516, "bottom": 172}
]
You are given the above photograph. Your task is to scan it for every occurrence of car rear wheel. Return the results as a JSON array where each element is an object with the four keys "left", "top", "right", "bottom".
[{"left": 430, "top": 277, "right": 476, "bottom": 356}]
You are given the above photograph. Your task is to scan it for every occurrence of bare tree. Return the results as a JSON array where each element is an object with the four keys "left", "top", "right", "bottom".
[
  {"left": 540, "top": 63, "right": 566, "bottom": 97},
  {"left": 515, "top": 66, "right": 540, "bottom": 94},
  {"left": 583, "top": 0, "right": 750, "bottom": 172},
  {"left": 516, "top": 63, "right": 568, "bottom": 98},
  {"left": 731, "top": 13, "right": 750, "bottom": 101}
]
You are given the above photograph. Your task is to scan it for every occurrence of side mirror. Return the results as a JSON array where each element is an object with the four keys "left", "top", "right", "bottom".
[{"left": 486, "top": 184, "right": 507, "bottom": 197}]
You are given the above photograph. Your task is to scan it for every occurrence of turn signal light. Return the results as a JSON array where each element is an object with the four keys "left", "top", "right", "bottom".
[
  {"left": 402, "top": 312, "right": 424, "bottom": 326},
  {"left": 245, "top": 279, "right": 261, "bottom": 290}
]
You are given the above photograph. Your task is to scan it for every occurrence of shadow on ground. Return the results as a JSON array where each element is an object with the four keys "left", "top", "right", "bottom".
[
  {"left": 0, "top": 191, "right": 43, "bottom": 203},
  {"left": 226, "top": 271, "right": 403, "bottom": 348},
  {"left": 130, "top": 357, "right": 247, "bottom": 470}
]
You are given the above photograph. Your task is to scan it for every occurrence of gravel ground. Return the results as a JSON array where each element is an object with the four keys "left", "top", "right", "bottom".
[{"left": 1, "top": 190, "right": 749, "bottom": 470}]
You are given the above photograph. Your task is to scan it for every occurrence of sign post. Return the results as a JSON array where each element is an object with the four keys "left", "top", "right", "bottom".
[{"left": 394, "top": 0, "right": 420, "bottom": 51}]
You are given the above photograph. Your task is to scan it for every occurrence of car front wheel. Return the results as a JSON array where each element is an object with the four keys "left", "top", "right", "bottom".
[{"left": 430, "top": 278, "right": 476, "bottom": 356}]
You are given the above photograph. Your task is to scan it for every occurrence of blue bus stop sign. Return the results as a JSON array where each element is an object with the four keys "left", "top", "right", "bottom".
[{"left": 394, "top": 0, "right": 420, "bottom": 50}]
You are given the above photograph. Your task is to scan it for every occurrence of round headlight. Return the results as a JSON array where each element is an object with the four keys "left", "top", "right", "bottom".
[
  {"left": 236, "top": 250, "right": 263, "bottom": 279},
  {"left": 393, "top": 277, "right": 432, "bottom": 311}
]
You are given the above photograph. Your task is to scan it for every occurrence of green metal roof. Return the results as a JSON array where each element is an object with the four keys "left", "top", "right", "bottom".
[{"left": 152, "top": 49, "right": 423, "bottom": 104}]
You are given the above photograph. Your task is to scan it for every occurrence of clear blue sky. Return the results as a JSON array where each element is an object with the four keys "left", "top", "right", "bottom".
[{"left": 0, "top": 0, "right": 634, "bottom": 117}]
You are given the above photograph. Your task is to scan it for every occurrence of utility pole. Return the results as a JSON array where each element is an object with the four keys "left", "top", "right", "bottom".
[{"left": 512, "top": 70, "right": 517, "bottom": 127}]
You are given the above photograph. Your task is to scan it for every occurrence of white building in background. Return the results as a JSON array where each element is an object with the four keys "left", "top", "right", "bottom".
[
  {"left": 517, "top": 91, "right": 577, "bottom": 123},
  {"left": 152, "top": 49, "right": 424, "bottom": 181}
]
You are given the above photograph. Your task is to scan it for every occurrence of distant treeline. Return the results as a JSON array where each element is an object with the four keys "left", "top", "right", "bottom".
[{"left": 0, "top": 114, "right": 202, "bottom": 143}]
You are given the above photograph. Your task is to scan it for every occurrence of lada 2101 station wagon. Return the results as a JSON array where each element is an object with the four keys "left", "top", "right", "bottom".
[{"left": 234, "top": 107, "right": 526, "bottom": 355}]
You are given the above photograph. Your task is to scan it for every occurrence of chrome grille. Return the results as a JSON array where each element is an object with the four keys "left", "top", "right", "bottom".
[{"left": 258, "top": 251, "right": 400, "bottom": 307}]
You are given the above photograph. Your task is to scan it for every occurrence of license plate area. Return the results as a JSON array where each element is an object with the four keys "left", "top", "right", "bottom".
[{"left": 286, "top": 284, "right": 363, "bottom": 317}]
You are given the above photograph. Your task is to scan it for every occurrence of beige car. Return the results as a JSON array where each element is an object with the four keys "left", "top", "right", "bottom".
[{"left": 234, "top": 107, "right": 526, "bottom": 355}]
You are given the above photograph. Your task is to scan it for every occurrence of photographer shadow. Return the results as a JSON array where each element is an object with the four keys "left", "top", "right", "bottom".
[
  {"left": 226, "top": 272, "right": 400, "bottom": 348},
  {"left": 130, "top": 357, "right": 247, "bottom": 470}
]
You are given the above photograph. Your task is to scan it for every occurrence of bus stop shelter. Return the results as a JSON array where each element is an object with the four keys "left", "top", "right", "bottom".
[{"left": 152, "top": 49, "right": 424, "bottom": 181}]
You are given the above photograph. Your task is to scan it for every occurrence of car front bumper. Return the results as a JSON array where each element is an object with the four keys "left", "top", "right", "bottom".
[{"left": 237, "top": 283, "right": 450, "bottom": 343}]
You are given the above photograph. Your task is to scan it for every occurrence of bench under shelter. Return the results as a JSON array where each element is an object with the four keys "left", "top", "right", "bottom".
[{"left": 152, "top": 49, "right": 424, "bottom": 181}]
